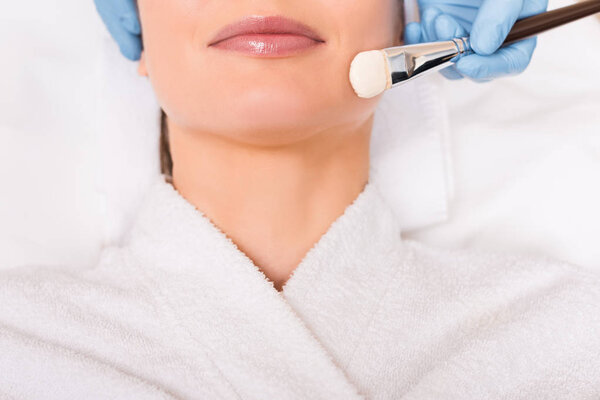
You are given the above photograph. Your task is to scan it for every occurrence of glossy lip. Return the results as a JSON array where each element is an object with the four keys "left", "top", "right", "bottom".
[{"left": 207, "top": 15, "right": 326, "bottom": 56}]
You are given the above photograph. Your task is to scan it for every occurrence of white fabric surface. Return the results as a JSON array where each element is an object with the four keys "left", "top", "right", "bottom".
[
  {"left": 1, "top": 174, "right": 599, "bottom": 399},
  {"left": 404, "top": 0, "right": 600, "bottom": 270},
  {"left": 1, "top": 0, "right": 599, "bottom": 273}
]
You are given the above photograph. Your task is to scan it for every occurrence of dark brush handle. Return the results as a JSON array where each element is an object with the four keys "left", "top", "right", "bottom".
[{"left": 504, "top": 0, "right": 600, "bottom": 46}]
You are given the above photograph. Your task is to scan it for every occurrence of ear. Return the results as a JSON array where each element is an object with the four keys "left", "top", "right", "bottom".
[{"left": 138, "top": 51, "right": 148, "bottom": 77}]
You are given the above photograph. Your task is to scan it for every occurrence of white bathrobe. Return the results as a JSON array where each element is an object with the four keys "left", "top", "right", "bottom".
[{"left": 1, "top": 174, "right": 599, "bottom": 400}]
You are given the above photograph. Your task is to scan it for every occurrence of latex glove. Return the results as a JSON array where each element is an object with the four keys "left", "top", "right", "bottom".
[
  {"left": 404, "top": 0, "right": 548, "bottom": 81},
  {"left": 94, "top": 0, "right": 142, "bottom": 61}
]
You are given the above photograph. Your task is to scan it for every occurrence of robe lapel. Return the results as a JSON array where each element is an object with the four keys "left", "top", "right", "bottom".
[
  {"left": 281, "top": 178, "right": 406, "bottom": 377},
  {"left": 124, "top": 175, "right": 365, "bottom": 400}
]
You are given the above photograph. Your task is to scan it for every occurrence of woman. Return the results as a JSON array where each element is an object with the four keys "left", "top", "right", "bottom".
[{"left": 1, "top": 0, "right": 599, "bottom": 398}]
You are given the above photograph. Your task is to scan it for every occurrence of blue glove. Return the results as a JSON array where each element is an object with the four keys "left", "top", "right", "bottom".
[
  {"left": 94, "top": 0, "right": 142, "bottom": 61},
  {"left": 404, "top": 0, "right": 548, "bottom": 81}
]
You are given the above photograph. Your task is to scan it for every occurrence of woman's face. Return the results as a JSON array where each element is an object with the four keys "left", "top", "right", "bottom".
[{"left": 137, "top": 0, "right": 403, "bottom": 146}]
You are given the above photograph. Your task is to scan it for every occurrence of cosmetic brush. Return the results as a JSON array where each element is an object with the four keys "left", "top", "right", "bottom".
[{"left": 350, "top": 0, "right": 600, "bottom": 98}]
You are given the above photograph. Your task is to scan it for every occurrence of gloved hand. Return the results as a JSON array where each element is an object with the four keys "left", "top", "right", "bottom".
[
  {"left": 404, "top": 0, "right": 548, "bottom": 81},
  {"left": 94, "top": 0, "right": 142, "bottom": 61}
]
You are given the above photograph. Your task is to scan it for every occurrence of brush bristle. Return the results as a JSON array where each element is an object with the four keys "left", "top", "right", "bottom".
[{"left": 349, "top": 50, "right": 389, "bottom": 99}]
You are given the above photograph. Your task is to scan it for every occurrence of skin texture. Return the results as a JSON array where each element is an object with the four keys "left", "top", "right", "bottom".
[{"left": 136, "top": 0, "right": 403, "bottom": 291}]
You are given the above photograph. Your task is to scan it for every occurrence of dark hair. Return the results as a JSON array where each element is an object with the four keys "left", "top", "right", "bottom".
[
  {"left": 157, "top": 2, "right": 405, "bottom": 178},
  {"left": 159, "top": 109, "right": 173, "bottom": 178}
]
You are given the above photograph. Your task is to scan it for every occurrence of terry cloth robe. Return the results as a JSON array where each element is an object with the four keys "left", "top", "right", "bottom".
[{"left": 1, "top": 174, "right": 600, "bottom": 400}]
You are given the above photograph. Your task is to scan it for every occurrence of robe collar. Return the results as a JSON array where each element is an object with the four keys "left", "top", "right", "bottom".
[{"left": 123, "top": 174, "right": 404, "bottom": 399}]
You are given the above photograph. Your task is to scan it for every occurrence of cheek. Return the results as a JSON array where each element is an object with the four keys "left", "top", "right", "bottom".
[
  {"left": 138, "top": 1, "right": 204, "bottom": 123},
  {"left": 333, "top": 0, "right": 401, "bottom": 51}
]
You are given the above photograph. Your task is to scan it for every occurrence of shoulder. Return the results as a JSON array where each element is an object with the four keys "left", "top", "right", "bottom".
[
  {"left": 0, "top": 245, "right": 149, "bottom": 308},
  {"left": 396, "top": 239, "right": 600, "bottom": 329},
  {"left": 357, "top": 240, "right": 600, "bottom": 397},
  {"left": 400, "top": 238, "right": 600, "bottom": 298},
  {"left": 0, "top": 245, "right": 163, "bottom": 350},
  {"left": 0, "top": 247, "right": 216, "bottom": 399}
]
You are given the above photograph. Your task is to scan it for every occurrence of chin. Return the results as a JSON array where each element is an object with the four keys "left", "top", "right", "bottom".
[
  {"left": 231, "top": 127, "right": 318, "bottom": 147},
  {"left": 215, "top": 88, "right": 326, "bottom": 144},
  {"left": 219, "top": 116, "right": 321, "bottom": 147}
]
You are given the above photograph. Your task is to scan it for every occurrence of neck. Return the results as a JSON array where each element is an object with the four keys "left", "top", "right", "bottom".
[{"left": 169, "top": 117, "right": 373, "bottom": 291}]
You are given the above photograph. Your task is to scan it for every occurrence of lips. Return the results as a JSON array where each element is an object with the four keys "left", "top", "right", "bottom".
[{"left": 208, "top": 15, "right": 326, "bottom": 57}]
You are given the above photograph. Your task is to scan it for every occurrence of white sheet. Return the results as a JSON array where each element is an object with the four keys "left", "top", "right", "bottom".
[{"left": 404, "top": 0, "right": 600, "bottom": 270}]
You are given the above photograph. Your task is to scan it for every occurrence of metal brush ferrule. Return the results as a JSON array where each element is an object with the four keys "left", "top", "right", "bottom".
[{"left": 383, "top": 36, "right": 472, "bottom": 87}]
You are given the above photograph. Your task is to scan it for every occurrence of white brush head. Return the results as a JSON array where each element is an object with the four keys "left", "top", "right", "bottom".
[{"left": 349, "top": 50, "right": 389, "bottom": 99}]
